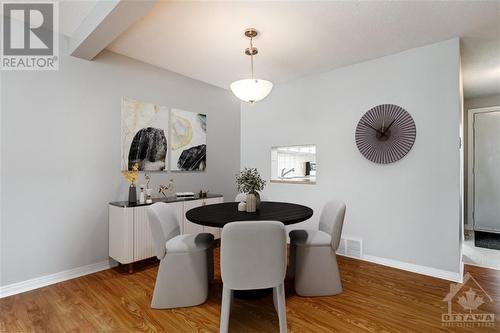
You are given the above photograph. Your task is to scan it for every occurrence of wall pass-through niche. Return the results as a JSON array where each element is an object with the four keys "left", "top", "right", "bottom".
[{"left": 270, "top": 145, "right": 316, "bottom": 184}]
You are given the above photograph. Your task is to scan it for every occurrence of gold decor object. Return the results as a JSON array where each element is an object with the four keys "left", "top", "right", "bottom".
[
  {"left": 122, "top": 163, "right": 139, "bottom": 184},
  {"left": 159, "top": 178, "right": 175, "bottom": 198},
  {"left": 122, "top": 163, "right": 139, "bottom": 204}
]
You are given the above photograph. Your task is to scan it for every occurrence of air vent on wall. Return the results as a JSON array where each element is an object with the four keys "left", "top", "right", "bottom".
[{"left": 336, "top": 237, "right": 363, "bottom": 259}]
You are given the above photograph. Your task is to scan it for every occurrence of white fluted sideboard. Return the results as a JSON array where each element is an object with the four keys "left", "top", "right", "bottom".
[{"left": 109, "top": 195, "right": 223, "bottom": 272}]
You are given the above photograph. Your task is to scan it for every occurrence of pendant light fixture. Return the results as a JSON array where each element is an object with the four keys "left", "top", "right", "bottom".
[{"left": 230, "top": 28, "right": 273, "bottom": 103}]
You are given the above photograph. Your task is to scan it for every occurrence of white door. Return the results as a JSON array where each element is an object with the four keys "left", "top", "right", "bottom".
[{"left": 474, "top": 111, "right": 500, "bottom": 233}]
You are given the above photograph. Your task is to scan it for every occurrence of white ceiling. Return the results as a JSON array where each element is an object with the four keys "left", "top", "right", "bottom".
[
  {"left": 58, "top": 0, "right": 97, "bottom": 36},
  {"left": 71, "top": 1, "right": 499, "bottom": 99}
]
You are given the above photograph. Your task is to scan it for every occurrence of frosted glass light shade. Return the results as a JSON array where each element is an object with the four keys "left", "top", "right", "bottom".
[{"left": 230, "top": 79, "right": 273, "bottom": 103}]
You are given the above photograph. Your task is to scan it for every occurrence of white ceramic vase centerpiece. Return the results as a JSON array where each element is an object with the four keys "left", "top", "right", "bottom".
[{"left": 236, "top": 167, "right": 266, "bottom": 213}]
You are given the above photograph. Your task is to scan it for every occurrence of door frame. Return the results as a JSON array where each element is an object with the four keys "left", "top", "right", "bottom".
[{"left": 467, "top": 106, "right": 500, "bottom": 231}]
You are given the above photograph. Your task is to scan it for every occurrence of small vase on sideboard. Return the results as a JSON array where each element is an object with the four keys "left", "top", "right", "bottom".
[{"left": 128, "top": 184, "right": 137, "bottom": 204}]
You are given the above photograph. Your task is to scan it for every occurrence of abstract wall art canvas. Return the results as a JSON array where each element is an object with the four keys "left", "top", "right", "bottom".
[
  {"left": 121, "top": 97, "right": 169, "bottom": 171},
  {"left": 170, "top": 108, "right": 207, "bottom": 171}
]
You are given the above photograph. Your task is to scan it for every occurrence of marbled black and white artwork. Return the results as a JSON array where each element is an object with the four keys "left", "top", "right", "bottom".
[
  {"left": 170, "top": 109, "right": 207, "bottom": 171},
  {"left": 121, "top": 98, "right": 169, "bottom": 171}
]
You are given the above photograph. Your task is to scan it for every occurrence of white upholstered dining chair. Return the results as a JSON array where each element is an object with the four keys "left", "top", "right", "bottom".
[
  {"left": 288, "top": 200, "right": 346, "bottom": 296},
  {"left": 147, "top": 202, "right": 214, "bottom": 309},
  {"left": 220, "top": 221, "right": 287, "bottom": 333},
  {"left": 234, "top": 193, "right": 267, "bottom": 202}
]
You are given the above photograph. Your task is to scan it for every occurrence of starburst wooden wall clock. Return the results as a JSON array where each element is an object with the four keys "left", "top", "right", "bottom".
[{"left": 355, "top": 104, "right": 416, "bottom": 164}]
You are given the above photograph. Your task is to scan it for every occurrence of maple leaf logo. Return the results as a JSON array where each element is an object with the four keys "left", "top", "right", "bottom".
[{"left": 457, "top": 289, "right": 485, "bottom": 312}]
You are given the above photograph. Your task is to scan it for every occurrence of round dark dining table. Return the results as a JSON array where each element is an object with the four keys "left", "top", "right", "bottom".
[
  {"left": 185, "top": 201, "right": 313, "bottom": 227},
  {"left": 185, "top": 201, "right": 313, "bottom": 299}
]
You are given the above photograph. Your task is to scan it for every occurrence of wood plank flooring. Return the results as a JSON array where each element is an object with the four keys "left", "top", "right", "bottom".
[{"left": 1, "top": 250, "right": 499, "bottom": 332}]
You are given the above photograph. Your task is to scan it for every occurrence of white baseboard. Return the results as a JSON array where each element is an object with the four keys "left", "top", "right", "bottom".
[
  {"left": 338, "top": 253, "right": 463, "bottom": 283},
  {"left": 463, "top": 261, "right": 500, "bottom": 272},
  {"left": 0, "top": 259, "right": 118, "bottom": 298},
  {"left": 2, "top": 254, "right": 463, "bottom": 298}
]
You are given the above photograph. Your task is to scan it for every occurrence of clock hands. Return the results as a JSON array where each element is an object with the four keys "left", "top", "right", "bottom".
[
  {"left": 360, "top": 118, "right": 396, "bottom": 139},
  {"left": 384, "top": 118, "right": 396, "bottom": 132},
  {"left": 359, "top": 121, "right": 382, "bottom": 134},
  {"left": 378, "top": 118, "right": 396, "bottom": 141}
]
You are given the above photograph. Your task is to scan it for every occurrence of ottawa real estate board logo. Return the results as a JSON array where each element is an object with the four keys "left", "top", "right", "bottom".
[
  {"left": 1, "top": 1, "right": 58, "bottom": 70},
  {"left": 442, "top": 272, "right": 495, "bottom": 328}
]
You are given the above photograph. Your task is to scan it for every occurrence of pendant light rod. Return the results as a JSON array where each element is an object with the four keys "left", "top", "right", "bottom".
[
  {"left": 244, "top": 28, "right": 259, "bottom": 79},
  {"left": 250, "top": 36, "right": 254, "bottom": 79}
]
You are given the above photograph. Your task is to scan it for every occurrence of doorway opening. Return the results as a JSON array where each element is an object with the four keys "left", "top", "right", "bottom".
[{"left": 464, "top": 106, "right": 500, "bottom": 269}]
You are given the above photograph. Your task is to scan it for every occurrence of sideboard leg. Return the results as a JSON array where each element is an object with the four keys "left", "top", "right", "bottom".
[{"left": 128, "top": 263, "right": 133, "bottom": 274}]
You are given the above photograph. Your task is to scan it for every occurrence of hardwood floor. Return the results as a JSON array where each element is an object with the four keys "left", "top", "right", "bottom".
[{"left": 1, "top": 250, "right": 499, "bottom": 332}]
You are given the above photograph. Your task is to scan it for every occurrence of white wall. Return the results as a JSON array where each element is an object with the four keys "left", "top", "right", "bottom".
[
  {"left": 465, "top": 94, "right": 500, "bottom": 110},
  {"left": 242, "top": 39, "right": 462, "bottom": 275},
  {"left": 0, "top": 37, "right": 240, "bottom": 286}
]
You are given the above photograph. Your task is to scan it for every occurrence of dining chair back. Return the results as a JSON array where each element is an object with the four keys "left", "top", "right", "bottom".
[
  {"left": 219, "top": 221, "right": 287, "bottom": 333},
  {"left": 234, "top": 193, "right": 267, "bottom": 202},
  {"left": 221, "top": 221, "right": 286, "bottom": 290},
  {"left": 234, "top": 193, "right": 246, "bottom": 202},
  {"left": 318, "top": 200, "right": 346, "bottom": 250},
  {"left": 147, "top": 202, "right": 181, "bottom": 260}
]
